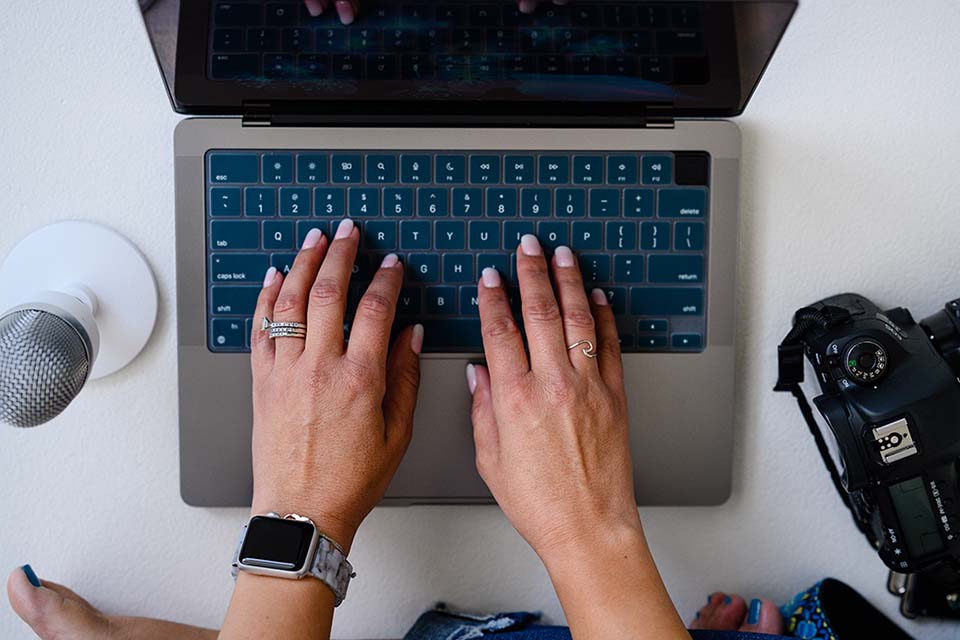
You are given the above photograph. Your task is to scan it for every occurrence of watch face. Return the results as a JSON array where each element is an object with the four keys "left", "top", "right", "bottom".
[{"left": 239, "top": 517, "right": 315, "bottom": 573}]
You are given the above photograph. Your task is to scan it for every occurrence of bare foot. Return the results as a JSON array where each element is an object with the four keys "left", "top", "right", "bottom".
[
  {"left": 688, "top": 591, "right": 784, "bottom": 636},
  {"left": 7, "top": 565, "right": 218, "bottom": 640}
]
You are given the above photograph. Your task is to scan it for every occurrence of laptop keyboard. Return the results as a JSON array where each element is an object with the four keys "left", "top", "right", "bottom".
[
  {"left": 206, "top": 149, "right": 709, "bottom": 353},
  {"left": 209, "top": 3, "right": 705, "bottom": 82}
]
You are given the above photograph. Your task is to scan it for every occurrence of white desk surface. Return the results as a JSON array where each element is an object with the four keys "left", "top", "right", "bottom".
[{"left": 1, "top": 1, "right": 958, "bottom": 638}]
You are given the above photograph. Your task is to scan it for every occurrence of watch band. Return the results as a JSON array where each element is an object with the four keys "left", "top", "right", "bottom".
[{"left": 310, "top": 534, "right": 355, "bottom": 607}]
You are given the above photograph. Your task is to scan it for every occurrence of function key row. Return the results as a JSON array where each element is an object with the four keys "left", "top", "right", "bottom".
[
  {"left": 209, "top": 153, "right": 678, "bottom": 186},
  {"left": 208, "top": 186, "right": 707, "bottom": 219},
  {"left": 214, "top": 3, "right": 702, "bottom": 30}
]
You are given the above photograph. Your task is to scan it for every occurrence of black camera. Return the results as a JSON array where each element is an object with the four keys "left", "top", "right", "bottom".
[{"left": 775, "top": 293, "right": 960, "bottom": 619}]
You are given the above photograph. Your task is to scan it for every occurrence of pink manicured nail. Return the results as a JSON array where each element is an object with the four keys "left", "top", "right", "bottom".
[
  {"left": 465, "top": 363, "right": 478, "bottom": 395},
  {"left": 336, "top": 0, "right": 355, "bottom": 24},
  {"left": 304, "top": 0, "right": 324, "bottom": 16},
  {"left": 334, "top": 218, "right": 354, "bottom": 239},
  {"left": 591, "top": 288, "right": 609, "bottom": 306},
  {"left": 381, "top": 253, "right": 399, "bottom": 269},
  {"left": 481, "top": 267, "right": 501, "bottom": 289},
  {"left": 263, "top": 267, "right": 278, "bottom": 288},
  {"left": 411, "top": 324, "right": 424, "bottom": 355},
  {"left": 518, "top": 0, "right": 537, "bottom": 14},
  {"left": 554, "top": 245, "right": 575, "bottom": 268},
  {"left": 520, "top": 234, "right": 542, "bottom": 256},
  {"left": 302, "top": 228, "right": 323, "bottom": 249}
]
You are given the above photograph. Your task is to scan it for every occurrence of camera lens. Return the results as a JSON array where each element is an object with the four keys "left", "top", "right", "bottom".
[
  {"left": 843, "top": 339, "right": 887, "bottom": 384},
  {"left": 920, "top": 299, "right": 960, "bottom": 375}
]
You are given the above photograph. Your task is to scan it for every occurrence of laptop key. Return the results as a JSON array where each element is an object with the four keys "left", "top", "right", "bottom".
[
  {"left": 400, "top": 155, "right": 432, "bottom": 183},
  {"left": 210, "top": 254, "right": 269, "bottom": 284},
  {"left": 630, "top": 288, "right": 703, "bottom": 316},
  {"left": 555, "top": 189, "right": 586, "bottom": 218},
  {"left": 606, "top": 221, "right": 637, "bottom": 251},
  {"left": 486, "top": 188, "right": 518, "bottom": 217},
  {"left": 579, "top": 254, "right": 611, "bottom": 284},
  {"left": 672, "top": 333, "right": 703, "bottom": 349},
  {"left": 210, "top": 188, "right": 242, "bottom": 216},
  {"left": 538, "top": 222, "right": 568, "bottom": 250},
  {"left": 504, "top": 221, "right": 535, "bottom": 249},
  {"left": 642, "top": 155, "right": 673, "bottom": 185},
  {"left": 648, "top": 255, "right": 704, "bottom": 284},
  {"left": 589, "top": 188, "right": 620, "bottom": 217},
  {"left": 573, "top": 156, "right": 603, "bottom": 184},
  {"left": 477, "top": 254, "right": 509, "bottom": 276},
  {"left": 280, "top": 188, "right": 310, "bottom": 216},
  {"left": 598, "top": 287, "right": 627, "bottom": 314},
  {"left": 366, "top": 155, "right": 398, "bottom": 183},
  {"left": 436, "top": 221, "right": 466, "bottom": 250},
  {"left": 408, "top": 254, "right": 439, "bottom": 283},
  {"left": 469, "top": 221, "right": 500, "bottom": 251},
  {"left": 296, "top": 154, "right": 328, "bottom": 183},
  {"left": 400, "top": 221, "right": 431, "bottom": 250},
  {"left": 364, "top": 221, "right": 397, "bottom": 251},
  {"left": 211, "top": 53, "right": 260, "bottom": 79},
  {"left": 452, "top": 188, "right": 483, "bottom": 217},
  {"left": 213, "top": 29, "right": 244, "bottom": 52},
  {"left": 470, "top": 156, "right": 501, "bottom": 184},
  {"left": 210, "top": 153, "right": 259, "bottom": 183},
  {"left": 427, "top": 287, "right": 457, "bottom": 314},
  {"left": 210, "top": 220, "right": 259, "bottom": 250},
  {"left": 348, "top": 188, "right": 380, "bottom": 217},
  {"left": 624, "top": 189, "right": 654, "bottom": 217},
  {"left": 420, "top": 319, "right": 483, "bottom": 351},
  {"left": 460, "top": 287, "right": 480, "bottom": 317},
  {"left": 215, "top": 3, "right": 262, "bottom": 26},
  {"left": 418, "top": 188, "right": 449, "bottom": 217},
  {"left": 437, "top": 155, "right": 467, "bottom": 184},
  {"left": 263, "top": 154, "right": 294, "bottom": 183},
  {"left": 331, "top": 154, "right": 363, "bottom": 183},
  {"left": 640, "top": 222, "right": 670, "bottom": 251},
  {"left": 270, "top": 253, "right": 297, "bottom": 275},
  {"left": 571, "top": 221, "right": 603, "bottom": 251},
  {"left": 210, "top": 319, "right": 246, "bottom": 349},
  {"left": 443, "top": 254, "right": 474, "bottom": 283},
  {"left": 614, "top": 255, "right": 645, "bottom": 283},
  {"left": 314, "top": 188, "right": 345, "bottom": 216},
  {"left": 211, "top": 286, "right": 260, "bottom": 316},
  {"left": 658, "top": 189, "right": 707, "bottom": 218},
  {"left": 263, "top": 221, "right": 295, "bottom": 250},
  {"left": 266, "top": 3, "right": 299, "bottom": 26},
  {"left": 520, "top": 188, "right": 551, "bottom": 217},
  {"left": 607, "top": 156, "right": 639, "bottom": 184},
  {"left": 385, "top": 188, "right": 415, "bottom": 216},
  {"left": 675, "top": 222, "right": 705, "bottom": 251},
  {"left": 504, "top": 156, "right": 535, "bottom": 184},
  {"left": 538, "top": 156, "right": 570, "bottom": 184},
  {"left": 398, "top": 288, "right": 422, "bottom": 315}
]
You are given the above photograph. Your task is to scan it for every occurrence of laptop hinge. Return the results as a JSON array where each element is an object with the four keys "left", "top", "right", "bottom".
[{"left": 240, "top": 103, "right": 675, "bottom": 129}]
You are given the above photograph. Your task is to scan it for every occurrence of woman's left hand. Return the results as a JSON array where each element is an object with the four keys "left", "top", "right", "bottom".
[{"left": 248, "top": 219, "right": 423, "bottom": 552}]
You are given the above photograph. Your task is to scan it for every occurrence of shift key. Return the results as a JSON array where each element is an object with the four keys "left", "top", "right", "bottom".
[
  {"left": 631, "top": 288, "right": 703, "bottom": 315},
  {"left": 211, "top": 286, "right": 260, "bottom": 315}
]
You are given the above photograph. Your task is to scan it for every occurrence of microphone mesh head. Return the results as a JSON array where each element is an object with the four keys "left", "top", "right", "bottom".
[{"left": 0, "top": 309, "right": 91, "bottom": 428}]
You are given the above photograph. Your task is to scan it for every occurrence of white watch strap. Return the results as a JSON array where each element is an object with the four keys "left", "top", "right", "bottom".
[{"left": 311, "top": 535, "right": 354, "bottom": 607}]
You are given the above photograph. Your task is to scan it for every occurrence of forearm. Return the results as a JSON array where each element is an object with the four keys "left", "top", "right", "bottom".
[
  {"left": 541, "top": 521, "right": 690, "bottom": 640},
  {"left": 219, "top": 573, "right": 336, "bottom": 640}
]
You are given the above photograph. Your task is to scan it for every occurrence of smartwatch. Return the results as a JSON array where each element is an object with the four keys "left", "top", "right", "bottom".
[{"left": 231, "top": 513, "right": 355, "bottom": 606}]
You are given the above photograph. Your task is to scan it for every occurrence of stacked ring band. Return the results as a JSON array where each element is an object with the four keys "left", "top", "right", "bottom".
[{"left": 262, "top": 317, "right": 308, "bottom": 340}]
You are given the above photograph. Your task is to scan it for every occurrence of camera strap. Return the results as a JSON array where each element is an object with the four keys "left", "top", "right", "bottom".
[{"left": 775, "top": 311, "right": 878, "bottom": 545}]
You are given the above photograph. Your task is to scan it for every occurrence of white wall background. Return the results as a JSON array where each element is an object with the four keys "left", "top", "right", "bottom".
[{"left": 1, "top": 1, "right": 958, "bottom": 638}]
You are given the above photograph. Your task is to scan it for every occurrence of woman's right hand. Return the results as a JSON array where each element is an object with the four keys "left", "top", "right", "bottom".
[
  {"left": 468, "top": 235, "right": 639, "bottom": 559},
  {"left": 469, "top": 235, "right": 689, "bottom": 639}
]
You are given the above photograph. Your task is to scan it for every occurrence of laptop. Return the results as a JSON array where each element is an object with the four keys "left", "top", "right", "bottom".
[{"left": 139, "top": 0, "right": 796, "bottom": 506}]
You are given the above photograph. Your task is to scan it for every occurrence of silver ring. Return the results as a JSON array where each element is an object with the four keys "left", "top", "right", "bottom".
[
  {"left": 567, "top": 339, "right": 598, "bottom": 359},
  {"left": 262, "top": 317, "right": 307, "bottom": 340}
]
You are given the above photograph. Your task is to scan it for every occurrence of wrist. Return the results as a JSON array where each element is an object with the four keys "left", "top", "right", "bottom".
[
  {"left": 537, "top": 515, "right": 647, "bottom": 574},
  {"left": 250, "top": 496, "right": 358, "bottom": 555}
]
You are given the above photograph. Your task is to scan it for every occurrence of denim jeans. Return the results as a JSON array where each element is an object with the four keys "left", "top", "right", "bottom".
[{"left": 401, "top": 605, "right": 792, "bottom": 640}]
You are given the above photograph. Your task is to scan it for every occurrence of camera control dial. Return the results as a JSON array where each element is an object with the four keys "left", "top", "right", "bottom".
[{"left": 843, "top": 339, "right": 888, "bottom": 384}]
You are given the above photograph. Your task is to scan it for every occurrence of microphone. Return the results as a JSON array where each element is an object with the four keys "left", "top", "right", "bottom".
[{"left": 0, "top": 222, "right": 158, "bottom": 428}]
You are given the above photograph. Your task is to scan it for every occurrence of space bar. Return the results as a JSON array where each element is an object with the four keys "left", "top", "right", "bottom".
[{"left": 420, "top": 319, "right": 484, "bottom": 352}]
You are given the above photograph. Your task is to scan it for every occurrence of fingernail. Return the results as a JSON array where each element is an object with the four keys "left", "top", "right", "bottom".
[
  {"left": 305, "top": 0, "right": 323, "bottom": 16},
  {"left": 465, "top": 364, "right": 478, "bottom": 395},
  {"left": 411, "top": 324, "right": 424, "bottom": 355},
  {"left": 723, "top": 595, "right": 731, "bottom": 605},
  {"left": 381, "top": 253, "right": 399, "bottom": 269},
  {"left": 336, "top": 0, "right": 355, "bottom": 24},
  {"left": 263, "top": 267, "right": 278, "bottom": 287},
  {"left": 520, "top": 234, "right": 542, "bottom": 256},
  {"left": 747, "top": 599, "right": 762, "bottom": 625},
  {"left": 335, "top": 218, "right": 354, "bottom": 239},
  {"left": 302, "top": 228, "right": 323, "bottom": 249},
  {"left": 519, "top": 0, "right": 537, "bottom": 14},
  {"left": 553, "top": 245, "right": 575, "bottom": 268},
  {"left": 590, "top": 288, "right": 608, "bottom": 306},
  {"left": 481, "top": 267, "right": 501, "bottom": 289},
  {"left": 22, "top": 565, "right": 41, "bottom": 588}
]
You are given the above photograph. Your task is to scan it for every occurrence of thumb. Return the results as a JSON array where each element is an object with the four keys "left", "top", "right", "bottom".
[
  {"left": 467, "top": 364, "right": 500, "bottom": 476},
  {"left": 383, "top": 324, "right": 422, "bottom": 450}
]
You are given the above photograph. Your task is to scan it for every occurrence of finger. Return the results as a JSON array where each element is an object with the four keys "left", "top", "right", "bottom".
[
  {"left": 383, "top": 324, "right": 423, "bottom": 449},
  {"left": 518, "top": 0, "right": 537, "bottom": 13},
  {"left": 345, "top": 253, "right": 403, "bottom": 369},
  {"left": 477, "top": 266, "right": 529, "bottom": 387},
  {"left": 589, "top": 288, "right": 626, "bottom": 390},
  {"left": 303, "top": 0, "right": 325, "bottom": 16},
  {"left": 551, "top": 246, "right": 598, "bottom": 374},
  {"left": 305, "top": 218, "right": 359, "bottom": 359},
  {"left": 335, "top": 0, "right": 357, "bottom": 24},
  {"left": 739, "top": 598, "right": 785, "bottom": 636},
  {"left": 515, "top": 234, "right": 569, "bottom": 373},
  {"left": 272, "top": 228, "right": 328, "bottom": 363},
  {"left": 251, "top": 266, "right": 283, "bottom": 376},
  {"left": 467, "top": 364, "right": 500, "bottom": 477}
]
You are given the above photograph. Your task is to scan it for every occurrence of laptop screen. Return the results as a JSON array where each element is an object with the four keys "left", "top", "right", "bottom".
[{"left": 140, "top": 0, "right": 796, "bottom": 121}]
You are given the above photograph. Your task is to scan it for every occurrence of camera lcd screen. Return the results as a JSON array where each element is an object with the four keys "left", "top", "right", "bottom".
[
  {"left": 239, "top": 516, "right": 315, "bottom": 571},
  {"left": 889, "top": 477, "right": 944, "bottom": 559}
]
